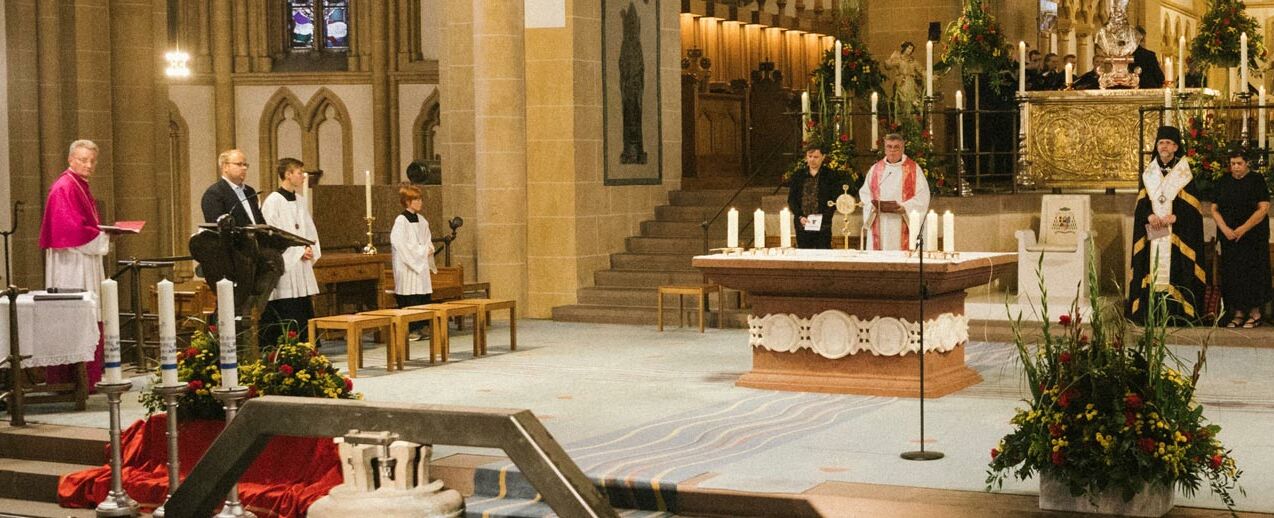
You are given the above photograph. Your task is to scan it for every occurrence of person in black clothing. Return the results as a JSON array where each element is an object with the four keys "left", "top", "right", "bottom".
[
  {"left": 787, "top": 143, "right": 842, "bottom": 249},
  {"left": 201, "top": 148, "right": 266, "bottom": 225},
  {"left": 1132, "top": 26, "right": 1165, "bottom": 89},
  {"left": 1210, "top": 150, "right": 1271, "bottom": 327},
  {"left": 1073, "top": 55, "right": 1103, "bottom": 90}
]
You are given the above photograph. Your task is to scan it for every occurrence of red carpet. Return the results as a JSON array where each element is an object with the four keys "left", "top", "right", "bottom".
[{"left": 58, "top": 413, "right": 342, "bottom": 517}]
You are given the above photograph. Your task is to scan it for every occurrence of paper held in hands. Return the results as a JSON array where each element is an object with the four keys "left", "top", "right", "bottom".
[
  {"left": 99, "top": 220, "right": 146, "bottom": 234},
  {"left": 804, "top": 214, "right": 823, "bottom": 232},
  {"left": 1145, "top": 223, "right": 1170, "bottom": 241}
]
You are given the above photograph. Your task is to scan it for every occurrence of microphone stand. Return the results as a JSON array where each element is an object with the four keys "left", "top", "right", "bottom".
[
  {"left": 1, "top": 202, "right": 27, "bottom": 426},
  {"left": 901, "top": 211, "right": 943, "bottom": 461}
]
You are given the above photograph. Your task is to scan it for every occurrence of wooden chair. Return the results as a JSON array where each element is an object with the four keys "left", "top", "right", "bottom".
[
  {"left": 308, "top": 314, "right": 393, "bottom": 378},
  {"left": 657, "top": 284, "right": 721, "bottom": 332},
  {"left": 447, "top": 298, "right": 516, "bottom": 355},
  {"left": 359, "top": 308, "right": 436, "bottom": 368},
  {"left": 405, "top": 303, "right": 481, "bottom": 362}
]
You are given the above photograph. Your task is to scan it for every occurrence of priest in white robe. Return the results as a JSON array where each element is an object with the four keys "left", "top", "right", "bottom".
[
  {"left": 859, "top": 133, "right": 931, "bottom": 250},
  {"left": 391, "top": 184, "right": 437, "bottom": 339},
  {"left": 38, "top": 139, "right": 109, "bottom": 385},
  {"left": 259, "top": 158, "right": 322, "bottom": 347}
]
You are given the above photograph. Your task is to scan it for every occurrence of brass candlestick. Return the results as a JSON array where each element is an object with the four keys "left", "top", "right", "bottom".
[{"left": 362, "top": 216, "right": 377, "bottom": 255}]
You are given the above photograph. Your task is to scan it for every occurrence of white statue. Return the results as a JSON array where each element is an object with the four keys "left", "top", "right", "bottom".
[{"left": 884, "top": 41, "right": 922, "bottom": 118}]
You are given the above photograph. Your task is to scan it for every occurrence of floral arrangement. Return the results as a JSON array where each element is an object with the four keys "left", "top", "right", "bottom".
[
  {"left": 881, "top": 115, "right": 945, "bottom": 194},
  {"left": 1190, "top": 0, "right": 1266, "bottom": 71},
  {"left": 1181, "top": 113, "right": 1230, "bottom": 198},
  {"left": 810, "top": 35, "right": 884, "bottom": 100},
  {"left": 141, "top": 322, "right": 361, "bottom": 420},
  {"left": 937, "top": 0, "right": 1014, "bottom": 93},
  {"left": 987, "top": 254, "right": 1242, "bottom": 511}
]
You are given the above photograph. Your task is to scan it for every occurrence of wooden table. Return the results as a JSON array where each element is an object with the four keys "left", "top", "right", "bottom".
[
  {"left": 694, "top": 249, "right": 1016, "bottom": 398},
  {"left": 312, "top": 253, "right": 393, "bottom": 316}
]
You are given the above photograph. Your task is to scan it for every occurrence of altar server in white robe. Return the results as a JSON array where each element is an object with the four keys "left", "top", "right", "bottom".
[
  {"left": 859, "top": 133, "right": 931, "bottom": 250},
  {"left": 260, "top": 158, "right": 322, "bottom": 347},
  {"left": 391, "top": 184, "right": 437, "bottom": 339}
]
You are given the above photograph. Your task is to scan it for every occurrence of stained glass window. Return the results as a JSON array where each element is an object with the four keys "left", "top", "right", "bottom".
[
  {"left": 324, "top": 1, "right": 349, "bottom": 49},
  {"left": 288, "top": 0, "right": 349, "bottom": 52}
]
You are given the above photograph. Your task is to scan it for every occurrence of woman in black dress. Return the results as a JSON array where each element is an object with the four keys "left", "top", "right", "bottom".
[{"left": 1210, "top": 151, "right": 1271, "bottom": 327}]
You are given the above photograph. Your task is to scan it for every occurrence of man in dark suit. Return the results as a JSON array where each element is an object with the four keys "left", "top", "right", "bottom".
[
  {"left": 787, "top": 143, "right": 844, "bottom": 249},
  {"left": 201, "top": 148, "right": 265, "bottom": 225},
  {"left": 1132, "top": 26, "right": 1165, "bottom": 89}
]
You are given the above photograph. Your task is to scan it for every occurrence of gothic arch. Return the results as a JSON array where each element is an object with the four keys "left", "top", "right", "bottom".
[
  {"left": 166, "top": 101, "right": 194, "bottom": 280},
  {"left": 303, "top": 87, "right": 355, "bottom": 184},
  {"left": 258, "top": 87, "right": 306, "bottom": 189},
  {"left": 412, "top": 89, "right": 441, "bottom": 163}
]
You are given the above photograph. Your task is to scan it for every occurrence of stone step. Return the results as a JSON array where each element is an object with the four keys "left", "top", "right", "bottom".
[
  {"left": 626, "top": 236, "right": 721, "bottom": 255},
  {"left": 639, "top": 220, "right": 707, "bottom": 238},
  {"left": 667, "top": 188, "right": 770, "bottom": 207},
  {"left": 576, "top": 286, "right": 657, "bottom": 307},
  {"left": 653, "top": 204, "right": 764, "bottom": 223},
  {"left": 0, "top": 424, "right": 107, "bottom": 466},
  {"left": 593, "top": 269, "right": 707, "bottom": 288},
  {"left": 551, "top": 304, "right": 748, "bottom": 328},
  {"left": 0, "top": 497, "right": 96, "bottom": 517},
  {"left": 0, "top": 458, "right": 94, "bottom": 504},
  {"left": 610, "top": 252, "right": 698, "bottom": 271}
]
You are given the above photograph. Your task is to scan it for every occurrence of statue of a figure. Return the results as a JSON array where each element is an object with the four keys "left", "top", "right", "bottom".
[
  {"left": 883, "top": 41, "right": 922, "bottom": 119},
  {"left": 618, "top": 2, "right": 647, "bottom": 165}
]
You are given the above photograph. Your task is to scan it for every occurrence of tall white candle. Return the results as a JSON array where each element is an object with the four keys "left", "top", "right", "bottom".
[
  {"left": 834, "top": 40, "right": 843, "bottom": 97},
  {"left": 302, "top": 172, "right": 312, "bottom": 213},
  {"left": 727, "top": 208, "right": 739, "bottom": 248},
  {"left": 1164, "top": 87, "right": 1173, "bottom": 126},
  {"left": 925, "top": 40, "right": 934, "bottom": 97},
  {"left": 1018, "top": 41, "right": 1027, "bottom": 94},
  {"left": 364, "top": 170, "right": 372, "bottom": 219},
  {"left": 779, "top": 208, "right": 792, "bottom": 248},
  {"left": 955, "top": 90, "right": 964, "bottom": 151},
  {"left": 907, "top": 210, "right": 921, "bottom": 250},
  {"left": 157, "top": 280, "right": 178, "bottom": 387},
  {"left": 753, "top": 209, "right": 766, "bottom": 249},
  {"left": 1178, "top": 35, "right": 1187, "bottom": 88},
  {"left": 925, "top": 210, "right": 938, "bottom": 251},
  {"left": 1164, "top": 58, "right": 1173, "bottom": 87},
  {"left": 870, "top": 91, "right": 879, "bottom": 150},
  {"left": 942, "top": 210, "right": 955, "bottom": 253},
  {"left": 1261, "top": 86, "right": 1268, "bottom": 150},
  {"left": 801, "top": 91, "right": 811, "bottom": 141},
  {"left": 1064, "top": 63, "right": 1073, "bottom": 87},
  {"left": 215, "top": 278, "right": 238, "bottom": 388},
  {"left": 1241, "top": 33, "right": 1249, "bottom": 90},
  {"left": 101, "top": 279, "right": 122, "bottom": 383}
]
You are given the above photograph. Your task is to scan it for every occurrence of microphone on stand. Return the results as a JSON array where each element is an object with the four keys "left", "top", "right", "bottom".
[{"left": 901, "top": 207, "right": 944, "bottom": 461}]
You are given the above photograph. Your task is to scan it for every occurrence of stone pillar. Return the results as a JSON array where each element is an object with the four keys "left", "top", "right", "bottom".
[
  {"left": 439, "top": 0, "right": 477, "bottom": 281},
  {"left": 109, "top": 0, "right": 161, "bottom": 259},
  {"left": 371, "top": 0, "right": 391, "bottom": 183},
  {"left": 212, "top": 0, "right": 235, "bottom": 152},
  {"left": 471, "top": 1, "right": 528, "bottom": 307},
  {"left": 232, "top": 0, "right": 249, "bottom": 72},
  {"left": 8, "top": 0, "right": 46, "bottom": 288}
]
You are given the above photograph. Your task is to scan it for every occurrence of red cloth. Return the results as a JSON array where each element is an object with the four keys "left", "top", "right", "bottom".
[
  {"left": 867, "top": 157, "right": 919, "bottom": 251},
  {"left": 40, "top": 169, "right": 102, "bottom": 249},
  {"left": 57, "top": 413, "right": 342, "bottom": 517}
]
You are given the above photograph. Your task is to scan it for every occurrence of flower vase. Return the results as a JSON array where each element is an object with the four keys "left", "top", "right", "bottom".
[{"left": 1039, "top": 472, "right": 1174, "bottom": 517}]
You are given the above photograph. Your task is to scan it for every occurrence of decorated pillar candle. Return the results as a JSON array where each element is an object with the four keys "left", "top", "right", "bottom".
[
  {"left": 101, "top": 279, "right": 122, "bottom": 383},
  {"left": 1018, "top": 41, "right": 1027, "bottom": 94},
  {"left": 833, "top": 40, "right": 843, "bottom": 97},
  {"left": 907, "top": 210, "right": 921, "bottom": 250},
  {"left": 1064, "top": 63, "right": 1073, "bottom": 87},
  {"left": 870, "top": 91, "right": 879, "bottom": 150},
  {"left": 1260, "top": 86, "right": 1268, "bottom": 150},
  {"left": 1178, "top": 36, "right": 1186, "bottom": 88},
  {"left": 779, "top": 207, "right": 792, "bottom": 248},
  {"left": 727, "top": 208, "right": 739, "bottom": 248},
  {"left": 955, "top": 90, "right": 964, "bottom": 150},
  {"left": 1241, "top": 33, "right": 1249, "bottom": 90},
  {"left": 925, "top": 40, "right": 933, "bottom": 97},
  {"left": 942, "top": 210, "right": 955, "bottom": 253},
  {"left": 1164, "top": 58, "right": 1173, "bottom": 87},
  {"left": 925, "top": 210, "right": 938, "bottom": 250},
  {"left": 364, "top": 170, "right": 372, "bottom": 219},
  {"left": 157, "top": 280, "right": 178, "bottom": 387},
  {"left": 216, "top": 278, "right": 238, "bottom": 388},
  {"left": 800, "top": 91, "right": 811, "bottom": 141},
  {"left": 753, "top": 209, "right": 766, "bottom": 249}
]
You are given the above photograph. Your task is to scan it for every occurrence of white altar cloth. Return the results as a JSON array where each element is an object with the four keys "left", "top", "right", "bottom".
[{"left": 0, "top": 291, "right": 99, "bottom": 368}]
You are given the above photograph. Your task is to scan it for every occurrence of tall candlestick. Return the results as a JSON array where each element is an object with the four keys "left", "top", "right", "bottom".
[
  {"left": 1261, "top": 86, "right": 1268, "bottom": 150},
  {"left": 925, "top": 40, "right": 934, "bottom": 97},
  {"left": 1164, "top": 58, "right": 1173, "bottom": 87},
  {"left": 1018, "top": 41, "right": 1027, "bottom": 94},
  {"left": 925, "top": 210, "right": 938, "bottom": 250},
  {"left": 1178, "top": 35, "right": 1187, "bottom": 88},
  {"left": 942, "top": 210, "right": 955, "bottom": 253},
  {"left": 834, "top": 40, "right": 843, "bottom": 97},
  {"left": 157, "top": 280, "right": 178, "bottom": 387},
  {"left": 1164, "top": 87, "right": 1173, "bottom": 126},
  {"left": 215, "top": 279, "right": 238, "bottom": 388},
  {"left": 364, "top": 170, "right": 372, "bottom": 219},
  {"left": 779, "top": 208, "right": 792, "bottom": 248},
  {"left": 907, "top": 210, "right": 921, "bottom": 250},
  {"left": 753, "top": 209, "right": 766, "bottom": 249},
  {"left": 1241, "top": 33, "right": 1249, "bottom": 91},
  {"left": 1230, "top": 67, "right": 1239, "bottom": 97},
  {"left": 727, "top": 208, "right": 739, "bottom": 248},
  {"left": 1064, "top": 63, "right": 1073, "bottom": 88},
  {"left": 101, "top": 279, "right": 122, "bottom": 383},
  {"left": 870, "top": 91, "right": 879, "bottom": 150}
]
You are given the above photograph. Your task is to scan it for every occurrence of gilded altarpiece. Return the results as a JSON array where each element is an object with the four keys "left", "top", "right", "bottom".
[{"left": 1024, "top": 90, "right": 1165, "bottom": 189}]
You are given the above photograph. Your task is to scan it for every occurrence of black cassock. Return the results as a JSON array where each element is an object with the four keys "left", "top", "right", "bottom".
[{"left": 1127, "top": 157, "right": 1206, "bottom": 324}]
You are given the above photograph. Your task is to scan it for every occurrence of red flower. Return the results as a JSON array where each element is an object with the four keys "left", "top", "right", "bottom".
[
  {"left": 1059, "top": 351, "right": 1072, "bottom": 364},
  {"left": 188, "top": 379, "right": 204, "bottom": 391},
  {"left": 287, "top": 330, "right": 298, "bottom": 339},
  {"left": 839, "top": 133, "right": 849, "bottom": 143},
  {"left": 247, "top": 385, "right": 259, "bottom": 398},
  {"left": 279, "top": 364, "right": 294, "bottom": 376},
  {"left": 990, "top": 448, "right": 1000, "bottom": 460},
  {"left": 269, "top": 351, "right": 278, "bottom": 363},
  {"left": 344, "top": 377, "right": 354, "bottom": 392},
  {"left": 1049, "top": 423, "right": 1063, "bottom": 438},
  {"left": 208, "top": 325, "right": 218, "bottom": 334},
  {"left": 1078, "top": 335, "right": 1090, "bottom": 345},
  {"left": 1124, "top": 393, "right": 1144, "bottom": 410},
  {"left": 1058, "top": 314, "right": 1072, "bottom": 326},
  {"left": 1125, "top": 410, "right": 1137, "bottom": 427},
  {"left": 1187, "top": 149, "right": 1197, "bottom": 157},
  {"left": 183, "top": 347, "right": 199, "bottom": 359},
  {"left": 975, "top": 34, "right": 984, "bottom": 42},
  {"left": 1057, "top": 389, "right": 1077, "bottom": 408},
  {"left": 1190, "top": 128, "right": 1199, "bottom": 138},
  {"left": 806, "top": 119, "right": 817, "bottom": 128},
  {"left": 962, "top": 23, "right": 970, "bottom": 31},
  {"left": 841, "top": 47, "right": 849, "bottom": 56},
  {"left": 1210, "top": 454, "right": 1224, "bottom": 470},
  {"left": 1051, "top": 451, "right": 1065, "bottom": 465},
  {"left": 1139, "top": 438, "right": 1156, "bottom": 453}
]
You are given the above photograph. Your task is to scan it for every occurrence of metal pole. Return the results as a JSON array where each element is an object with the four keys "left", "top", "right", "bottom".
[
  {"left": 3, "top": 286, "right": 29, "bottom": 426},
  {"left": 211, "top": 386, "right": 255, "bottom": 518},
  {"left": 901, "top": 223, "right": 943, "bottom": 462},
  {"left": 150, "top": 384, "right": 189, "bottom": 518},
  {"left": 95, "top": 380, "right": 139, "bottom": 517},
  {"left": 128, "top": 259, "right": 146, "bottom": 369}
]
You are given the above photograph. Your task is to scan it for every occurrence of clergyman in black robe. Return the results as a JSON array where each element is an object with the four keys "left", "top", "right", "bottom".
[{"left": 1127, "top": 125, "right": 1206, "bottom": 324}]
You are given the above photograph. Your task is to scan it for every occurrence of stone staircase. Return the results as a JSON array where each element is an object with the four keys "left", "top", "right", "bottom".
[
  {"left": 552, "top": 188, "right": 776, "bottom": 328},
  {"left": 0, "top": 423, "right": 103, "bottom": 517}
]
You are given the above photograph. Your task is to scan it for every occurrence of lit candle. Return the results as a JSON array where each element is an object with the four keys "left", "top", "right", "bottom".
[
  {"left": 779, "top": 208, "right": 792, "bottom": 248},
  {"left": 216, "top": 278, "right": 238, "bottom": 388},
  {"left": 157, "top": 279, "right": 178, "bottom": 387},
  {"left": 942, "top": 210, "right": 955, "bottom": 253},
  {"left": 907, "top": 210, "right": 921, "bottom": 251},
  {"left": 1018, "top": 41, "right": 1027, "bottom": 94},
  {"left": 1064, "top": 63, "right": 1073, "bottom": 88},
  {"left": 1178, "top": 35, "right": 1187, "bottom": 88},
  {"left": 801, "top": 91, "right": 811, "bottom": 141},
  {"left": 1164, "top": 87, "right": 1173, "bottom": 126},
  {"left": 101, "top": 279, "right": 122, "bottom": 383},
  {"left": 1260, "top": 86, "right": 1268, "bottom": 150},
  {"left": 925, "top": 210, "right": 938, "bottom": 251},
  {"left": 1164, "top": 58, "right": 1173, "bottom": 87},
  {"left": 754, "top": 209, "right": 766, "bottom": 249},
  {"left": 955, "top": 90, "right": 964, "bottom": 151},
  {"left": 870, "top": 91, "right": 879, "bottom": 150},
  {"left": 1241, "top": 33, "right": 1249, "bottom": 91},
  {"left": 364, "top": 170, "right": 372, "bottom": 219},
  {"left": 925, "top": 40, "right": 933, "bottom": 97},
  {"left": 727, "top": 208, "right": 739, "bottom": 248},
  {"left": 834, "top": 40, "right": 843, "bottom": 97}
]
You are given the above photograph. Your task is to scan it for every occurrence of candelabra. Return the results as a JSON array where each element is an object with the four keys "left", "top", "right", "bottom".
[
  {"left": 211, "top": 386, "right": 255, "bottom": 518},
  {"left": 1015, "top": 92, "right": 1035, "bottom": 191},
  {"left": 95, "top": 380, "right": 139, "bottom": 517},
  {"left": 150, "top": 384, "right": 189, "bottom": 518},
  {"left": 1239, "top": 91, "right": 1253, "bottom": 143},
  {"left": 362, "top": 216, "right": 377, "bottom": 255}
]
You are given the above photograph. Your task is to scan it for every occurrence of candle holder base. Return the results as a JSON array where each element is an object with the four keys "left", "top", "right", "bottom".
[
  {"left": 362, "top": 216, "right": 377, "bottom": 255},
  {"left": 211, "top": 386, "right": 254, "bottom": 518},
  {"left": 95, "top": 493, "right": 140, "bottom": 517},
  {"left": 150, "top": 383, "right": 189, "bottom": 518},
  {"left": 96, "top": 379, "right": 138, "bottom": 518},
  {"left": 711, "top": 247, "right": 746, "bottom": 256}
]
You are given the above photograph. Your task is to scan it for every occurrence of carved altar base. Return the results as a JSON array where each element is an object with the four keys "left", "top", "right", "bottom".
[{"left": 693, "top": 249, "right": 1017, "bottom": 397}]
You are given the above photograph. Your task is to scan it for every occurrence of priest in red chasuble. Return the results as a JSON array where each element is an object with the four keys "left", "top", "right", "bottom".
[
  {"left": 859, "top": 133, "right": 931, "bottom": 250},
  {"left": 38, "top": 139, "right": 110, "bottom": 385}
]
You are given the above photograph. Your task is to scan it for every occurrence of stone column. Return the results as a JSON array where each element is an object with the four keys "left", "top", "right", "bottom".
[
  {"left": 371, "top": 0, "right": 391, "bottom": 183},
  {"left": 212, "top": 0, "right": 235, "bottom": 152},
  {"left": 109, "top": 0, "right": 161, "bottom": 258},
  {"left": 472, "top": 1, "right": 528, "bottom": 306},
  {"left": 438, "top": 0, "right": 476, "bottom": 280},
  {"left": 232, "top": 0, "right": 249, "bottom": 72},
  {"left": 9, "top": 0, "right": 46, "bottom": 287}
]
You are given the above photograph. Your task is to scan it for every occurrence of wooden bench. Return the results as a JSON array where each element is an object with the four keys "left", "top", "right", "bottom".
[
  {"left": 448, "top": 298, "right": 516, "bottom": 355},
  {"left": 405, "top": 303, "right": 481, "bottom": 362},
  {"left": 359, "top": 308, "right": 436, "bottom": 368},
  {"left": 657, "top": 284, "right": 721, "bottom": 333},
  {"left": 308, "top": 314, "right": 393, "bottom": 378}
]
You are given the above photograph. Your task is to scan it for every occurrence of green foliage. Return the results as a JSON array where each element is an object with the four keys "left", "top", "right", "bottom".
[
  {"left": 937, "top": 0, "right": 1014, "bottom": 94},
  {"left": 1190, "top": 0, "right": 1266, "bottom": 70}
]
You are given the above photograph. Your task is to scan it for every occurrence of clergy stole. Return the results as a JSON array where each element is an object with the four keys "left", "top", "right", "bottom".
[{"left": 868, "top": 158, "right": 919, "bottom": 250}]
